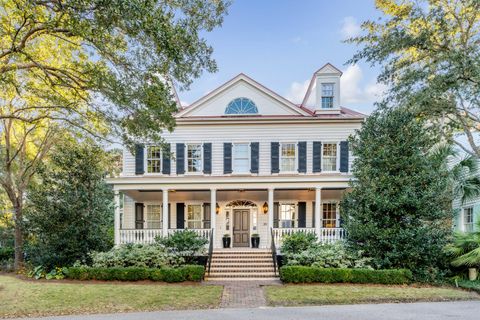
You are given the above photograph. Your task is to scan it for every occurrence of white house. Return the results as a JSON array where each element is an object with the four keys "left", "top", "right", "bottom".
[{"left": 107, "top": 63, "right": 366, "bottom": 252}]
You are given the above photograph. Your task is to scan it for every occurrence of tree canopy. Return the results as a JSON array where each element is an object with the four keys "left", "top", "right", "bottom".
[{"left": 348, "top": 0, "right": 480, "bottom": 157}]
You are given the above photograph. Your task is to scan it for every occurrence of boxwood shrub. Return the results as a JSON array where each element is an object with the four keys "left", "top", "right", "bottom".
[
  {"left": 280, "top": 266, "right": 412, "bottom": 284},
  {"left": 65, "top": 265, "right": 204, "bottom": 282}
]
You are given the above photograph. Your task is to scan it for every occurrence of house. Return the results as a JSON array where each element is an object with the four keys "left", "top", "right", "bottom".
[{"left": 107, "top": 63, "right": 366, "bottom": 251}]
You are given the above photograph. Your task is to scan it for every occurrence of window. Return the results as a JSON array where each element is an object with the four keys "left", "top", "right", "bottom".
[
  {"left": 233, "top": 143, "right": 250, "bottom": 173},
  {"left": 281, "top": 143, "right": 296, "bottom": 172},
  {"left": 322, "top": 202, "right": 337, "bottom": 228},
  {"left": 321, "top": 83, "right": 334, "bottom": 109},
  {"left": 280, "top": 203, "right": 296, "bottom": 228},
  {"left": 322, "top": 143, "right": 337, "bottom": 171},
  {"left": 464, "top": 207, "right": 474, "bottom": 232},
  {"left": 186, "top": 144, "right": 202, "bottom": 173},
  {"left": 225, "top": 97, "right": 258, "bottom": 114},
  {"left": 146, "top": 146, "right": 162, "bottom": 173},
  {"left": 187, "top": 204, "right": 202, "bottom": 229},
  {"left": 146, "top": 204, "right": 162, "bottom": 229}
]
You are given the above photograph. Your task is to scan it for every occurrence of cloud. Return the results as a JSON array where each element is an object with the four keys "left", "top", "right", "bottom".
[
  {"left": 341, "top": 64, "right": 386, "bottom": 105},
  {"left": 340, "top": 16, "right": 361, "bottom": 39},
  {"left": 285, "top": 79, "right": 311, "bottom": 104}
]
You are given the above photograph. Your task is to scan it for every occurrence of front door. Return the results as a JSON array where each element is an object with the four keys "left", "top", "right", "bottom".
[{"left": 233, "top": 209, "right": 250, "bottom": 247}]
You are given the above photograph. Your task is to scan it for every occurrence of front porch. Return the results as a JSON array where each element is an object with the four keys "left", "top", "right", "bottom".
[{"left": 114, "top": 187, "right": 347, "bottom": 248}]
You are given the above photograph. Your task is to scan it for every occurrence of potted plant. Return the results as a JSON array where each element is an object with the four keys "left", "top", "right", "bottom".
[
  {"left": 251, "top": 233, "right": 260, "bottom": 248},
  {"left": 222, "top": 234, "right": 231, "bottom": 248}
]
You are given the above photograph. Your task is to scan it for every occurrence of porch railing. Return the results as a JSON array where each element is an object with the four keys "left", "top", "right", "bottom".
[
  {"left": 167, "top": 228, "right": 213, "bottom": 241},
  {"left": 119, "top": 228, "right": 213, "bottom": 245},
  {"left": 272, "top": 227, "right": 346, "bottom": 248}
]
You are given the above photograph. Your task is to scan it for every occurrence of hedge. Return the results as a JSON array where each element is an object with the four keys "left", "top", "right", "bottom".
[
  {"left": 280, "top": 266, "right": 412, "bottom": 284},
  {"left": 65, "top": 265, "right": 204, "bottom": 282}
]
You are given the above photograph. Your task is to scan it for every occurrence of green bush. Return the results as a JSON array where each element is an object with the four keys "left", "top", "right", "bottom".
[
  {"left": 65, "top": 265, "right": 204, "bottom": 282},
  {"left": 0, "top": 247, "right": 14, "bottom": 261},
  {"left": 280, "top": 266, "right": 412, "bottom": 284},
  {"left": 156, "top": 230, "right": 207, "bottom": 263},
  {"left": 281, "top": 232, "right": 318, "bottom": 254}
]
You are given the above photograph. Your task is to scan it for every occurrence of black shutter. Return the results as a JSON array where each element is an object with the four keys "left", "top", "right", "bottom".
[
  {"left": 176, "top": 143, "right": 185, "bottom": 174},
  {"left": 176, "top": 203, "right": 185, "bottom": 229},
  {"left": 168, "top": 203, "right": 171, "bottom": 229},
  {"left": 340, "top": 141, "right": 349, "bottom": 173},
  {"left": 203, "top": 203, "right": 211, "bottom": 229},
  {"left": 250, "top": 142, "right": 259, "bottom": 173},
  {"left": 313, "top": 141, "right": 322, "bottom": 173},
  {"left": 298, "top": 202, "right": 306, "bottom": 228},
  {"left": 298, "top": 141, "right": 307, "bottom": 173},
  {"left": 312, "top": 201, "right": 316, "bottom": 228},
  {"left": 135, "top": 144, "right": 144, "bottom": 175},
  {"left": 135, "top": 203, "right": 144, "bottom": 229},
  {"left": 271, "top": 142, "right": 279, "bottom": 173},
  {"left": 203, "top": 143, "right": 212, "bottom": 174},
  {"left": 162, "top": 144, "right": 171, "bottom": 175},
  {"left": 223, "top": 143, "right": 232, "bottom": 174},
  {"left": 273, "top": 202, "right": 279, "bottom": 228}
]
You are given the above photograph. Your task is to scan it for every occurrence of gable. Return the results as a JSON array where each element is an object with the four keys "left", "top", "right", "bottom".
[{"left": 177, "top": 75, "right": 309, "bottom": 118}]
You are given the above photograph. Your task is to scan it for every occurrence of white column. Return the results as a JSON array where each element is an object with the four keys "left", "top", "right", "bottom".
[
  {"left": 315, "top": 187, "right": 322, "bottom": 237},
  {"left": 162, "top": 189, "right": 169, "bottom": 235},
  {"left": 268, "top": 188, "right": 274, "bottom": 239},
  {"left": 114, "top": 190, "right": 120, "bottom": 245},
  {"left": 210, "top": 188, "right": 216, "bottom": 245}
]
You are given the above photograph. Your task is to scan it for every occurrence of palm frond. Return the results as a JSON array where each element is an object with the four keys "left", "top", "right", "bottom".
[{"left": 451, "top": 247, "right": 480, "bottom": 267}]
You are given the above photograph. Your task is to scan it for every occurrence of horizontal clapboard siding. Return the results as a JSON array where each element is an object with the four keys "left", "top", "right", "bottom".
[{"left": 122, "top": 122, "right": 360, "bottom": 176}]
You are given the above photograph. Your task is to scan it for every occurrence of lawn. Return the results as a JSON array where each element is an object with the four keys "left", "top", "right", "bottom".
[
  {"left": 0, "top": 275, "right": 223, "bottom": 318},
  {"left": 264, "top": 284, "right": 479, "bottom": 306}
]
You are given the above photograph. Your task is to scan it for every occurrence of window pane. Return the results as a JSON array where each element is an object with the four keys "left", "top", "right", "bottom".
[
  {"left": 322, "top": 203, "right": 337, "bottom": 228},
  {"left": 234, "top": 144, "right": 249, "bottom": 173},
  {"left": 146, "top": 205, "right": 162, "bottom": 229},
  {"left": 187, "top": 144, "right": 202, "bottom": 172},
  {"left": 280, "top": 204, "right": 296, "bottom": 228},
  {"left": 281, "top": 143, "right": 296, "bottom": 172},
  {"left": 187, "top": 205, "right": 202, "bottom": 229},
  {"left": 322, "top": 143, "right": 337, "bottom": 171},
  {"left": 464, "top": 207, "right": 474, "bottom": 232},
  {"left": 147, "top": 146, "right": 162, "bottom": 173},
  {"left": 322, "top": 83, "right": 334, "bottom": 96}
]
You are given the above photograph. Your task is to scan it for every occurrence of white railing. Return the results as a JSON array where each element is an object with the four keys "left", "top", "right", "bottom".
[
  {"left": 167, "top": 228, "right": 213, "bottom": 241},
  {"left": 119, "top": 229, "right": 163, "bottom": 244},
  {"left": 272, "top": 227, "right": 346, "bottom": 247}
]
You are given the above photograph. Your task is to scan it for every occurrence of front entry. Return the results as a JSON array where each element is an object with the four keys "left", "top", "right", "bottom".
[{"left": 233, "top": 209, "right": 250, "bottom": 247}]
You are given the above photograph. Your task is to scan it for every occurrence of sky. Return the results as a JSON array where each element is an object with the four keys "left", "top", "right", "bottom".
[{"left": 177, "top": 0, "right": 384, "bottom": 115}]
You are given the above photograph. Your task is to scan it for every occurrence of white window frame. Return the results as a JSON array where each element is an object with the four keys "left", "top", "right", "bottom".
[
  {"left": 185, "top": 143, "right": 203, "bottom": 174},
  {"left": 232, "top": 142, "right": 251, "bottom": 174},
  {"left": 279, "top": 202, "right": 297, "bottom": 228},
  {"left": 321, "top": 83, "right": 334, "bottom": 109},
  {"left": 463, "top": 207, "right": 474, "bottom": 232},
  {"left": 144, "top": 202, "right": 162, "bottom": 229},
  {"left": 280, "top": 142, "right": 297, "bottom": 173},
  {"left": 186, "top": 203, "right": 203, "bottom": 229},
  {"left": 321, "top": 142, "right": 340, "bottom": 173},
  {"left": 145, "top": 145, "right": 162, "bottom": 174},
  {"left": 322, "top": 201, "right": 339, "bottom": 228}
]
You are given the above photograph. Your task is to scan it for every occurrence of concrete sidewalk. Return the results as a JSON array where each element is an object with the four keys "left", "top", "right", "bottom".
[{"left": 16, "top": 301, "right": 480, "bottom": 320}]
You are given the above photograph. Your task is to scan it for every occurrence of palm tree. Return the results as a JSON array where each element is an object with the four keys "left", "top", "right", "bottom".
[{"left": 445, "top": 220, "right": 480, "bottom": 268}]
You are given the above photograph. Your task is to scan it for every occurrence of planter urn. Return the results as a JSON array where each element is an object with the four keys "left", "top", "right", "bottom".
[
  {"left": 251, "top": 235, "right": 260, "bottom": 248},
  {"left": 468, "top": 268, "right": 478, "bottom": 281},
  {"left": 222, "top": 236, "right": 231, "bottom": 248}
]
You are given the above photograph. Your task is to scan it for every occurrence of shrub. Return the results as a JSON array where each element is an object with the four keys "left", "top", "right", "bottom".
[
  {"left": 0, "top": 247, "right": 14, "bottom": 261},
  {"left": 64, "top": 265, "right": 204, "bottom": 282},
  {"left": 281, "top": 232, "right": 318, "bottom": 254},
  {"left": 280, "top": 266, "right": 412, "bottom": 284},
  {"left": 156, "top": 230, "right": 207, "bottom": 263},
  {"left": 90, "top": 243, "right": 184, "bottom": 268}
]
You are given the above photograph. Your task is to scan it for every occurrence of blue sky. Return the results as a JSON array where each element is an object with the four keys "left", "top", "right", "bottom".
[{"left": 177, "top": 0, "right": 383, "bottom": 114}]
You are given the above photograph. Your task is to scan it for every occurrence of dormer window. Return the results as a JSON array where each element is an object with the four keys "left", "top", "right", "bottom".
[
  {"left": 225, "top": 97, "right": 258, "bottom": 115},
  {"left": 321, "top": 83, "right": 334, "bottom": 109}
]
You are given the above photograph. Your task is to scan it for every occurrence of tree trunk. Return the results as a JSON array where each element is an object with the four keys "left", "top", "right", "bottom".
[{"left": 13, "top": 200, "right": 24, "bottom": 270}]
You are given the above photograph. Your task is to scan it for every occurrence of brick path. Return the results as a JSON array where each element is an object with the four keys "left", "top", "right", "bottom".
[{"left": 207, "top": 280, "right": 282, "bottom": 308}]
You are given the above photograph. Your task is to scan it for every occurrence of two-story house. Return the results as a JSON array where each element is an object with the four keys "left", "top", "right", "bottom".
[{"left": 108, "top": 63, "right": 366, "bottom": 251}]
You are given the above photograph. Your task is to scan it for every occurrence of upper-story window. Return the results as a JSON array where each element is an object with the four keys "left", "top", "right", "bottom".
[
  {"left": 225, "top": 97, "right": 258, "bottom": 114},
  {"left": 280, "top": 143, "right": 296, "bottom": 172},
  {"left": 321, "top": 83, "right": 334, "bottom": 109},
  {"left": 322, "top": 143, "right": 337, "bottom": 171},
  {"left": 186, "top": 144, "right": 202, "bottom": 173},
  {"left": 146, "top": 146, "right": 162, "bottom": 173},
  {"left": 233, "top": 143, "right": 250, "bottom": 173},
  {"left": 464, "top": 207, "right": 474, "bottom": 232}
]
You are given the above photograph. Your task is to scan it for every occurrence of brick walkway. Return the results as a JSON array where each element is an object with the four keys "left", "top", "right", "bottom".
[{"left": 207, "top": 280, "right": 282, "bottom": 308}]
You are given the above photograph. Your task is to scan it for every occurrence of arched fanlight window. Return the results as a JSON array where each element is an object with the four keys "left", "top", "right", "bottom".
[
  {"left": 225, "top": 200, "right": 257, "bottom": 208},
  {"left": 225, "top": 98, "right": 258, "bottom": 115}
]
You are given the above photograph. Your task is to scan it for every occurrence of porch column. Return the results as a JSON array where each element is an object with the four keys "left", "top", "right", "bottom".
[
  {"left": 315, "top": 187, "right": 322, "bottom": 237},
  {"left": 268, "top": 188, "right": 274, "bottom": 239},
  {"left": 162, "top": 189, "right": 169, "bottom": 235},
  {"left": 210, "top": 188, "right": 216, "bottom": 244},
  {"left": 114, "top": 190, "right": 120, "bottom": 245}
]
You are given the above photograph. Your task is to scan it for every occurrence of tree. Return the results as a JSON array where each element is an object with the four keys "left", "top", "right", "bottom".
[
  {"left": 341, "top": 107, "right": 453, "bottom": 281},
  {"left": 348, "top": 0, "right": 480, "bottom": 157},
  {"left": 25, "top": 139, "right": 115, "bottom": 269},
  {"left": 0, "top": 0, "right": 229, "bottom": 269}
]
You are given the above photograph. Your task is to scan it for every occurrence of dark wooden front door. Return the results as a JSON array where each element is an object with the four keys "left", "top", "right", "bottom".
[{"left": 233, "top": 209, "right": 249, "bottom": 247}]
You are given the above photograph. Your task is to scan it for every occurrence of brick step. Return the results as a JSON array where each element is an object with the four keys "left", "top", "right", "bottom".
[
  {"left": 209, "top": 267, "right": 274, "bottom": 272},
  {"left": 210, "top": 263, "right": 274, "bottom": 268},
  {"left": 206, "top": 272, "right": 277, "bottom": 278},
  {"left": 212, "top": 255, "right": 272, "bottom": 259},
  {"left": 212, "top": 251, "right": 271, "bottom": 255},
  {"left": 211, "top": 258, "right": 272, "bottom": 262}
]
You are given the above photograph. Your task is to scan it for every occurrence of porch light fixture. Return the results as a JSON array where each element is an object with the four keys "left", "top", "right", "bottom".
[
  {"left": 262, "top": 202, "right": 268, "bottom": 214},
  {"left": 216, "top": 203, "right": 220, "bottom": 214}
]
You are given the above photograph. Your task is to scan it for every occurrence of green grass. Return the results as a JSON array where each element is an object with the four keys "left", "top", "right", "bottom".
[
  {"left": 0, "top": 275, "right": 222, "bottom": 318},
  {"left": 265, "top": 283, "right": 479, "bottom": 306}
]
